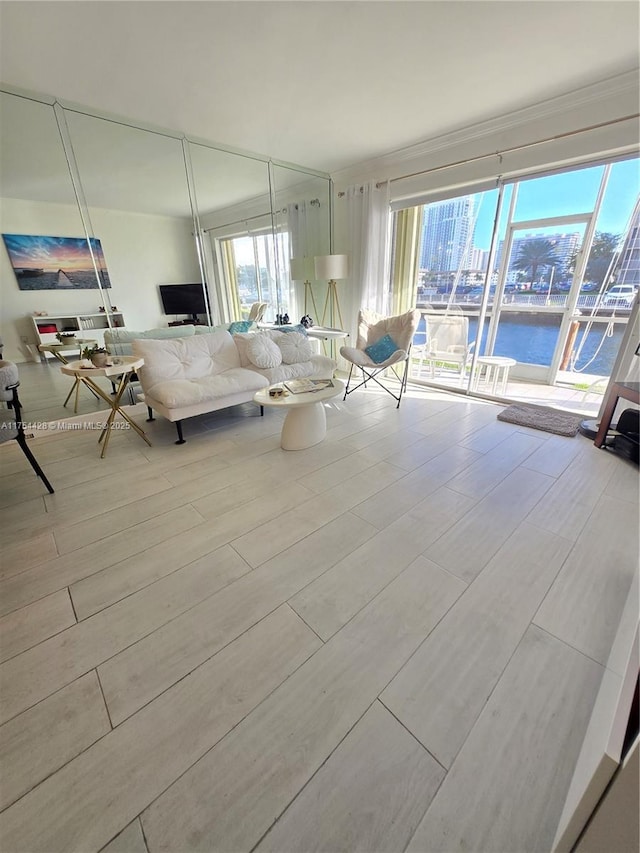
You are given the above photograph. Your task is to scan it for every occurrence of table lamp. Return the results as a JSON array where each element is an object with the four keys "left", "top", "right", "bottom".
[
  {"left": 289, "top": 256, "right": 318, "bottom": 320},
  {"left": 314, "top": 254, "right": 349, "bottom": 329}
]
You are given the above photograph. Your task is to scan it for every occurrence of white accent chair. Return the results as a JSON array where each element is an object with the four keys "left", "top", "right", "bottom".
[{"left": 340, "top": 308, "right": 421, "bottom": 408}]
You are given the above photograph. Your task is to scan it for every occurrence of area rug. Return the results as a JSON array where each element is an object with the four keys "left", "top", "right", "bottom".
[{"left": 497, "top": 403, "right": 584, "bottom": 437}]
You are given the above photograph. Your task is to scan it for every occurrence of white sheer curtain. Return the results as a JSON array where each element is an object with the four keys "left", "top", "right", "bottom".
[
  {"left": 287, "top": 199, "right": 324, "bottom": 321},
  {"left": 346, "top": 180, "right": 392, "bottom": 316}
]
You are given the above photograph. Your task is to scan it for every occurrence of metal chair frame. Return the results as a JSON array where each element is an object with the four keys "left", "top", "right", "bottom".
[
  {"left": 3, "top": 380, "right": 54, "bottom": 493},
  {"left": 343, "top": 346, "right": 413, "bottom": 409}
]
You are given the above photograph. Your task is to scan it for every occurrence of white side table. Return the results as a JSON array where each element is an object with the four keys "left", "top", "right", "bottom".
[
  {"left": 254, "top": 380, "right": 344, "bottom": 450},
  {"left": 473, "top": 356, "right": 517, "bottom": 396},
  {"left": 60, "top": 357, "right": 152, "bottom": 457},
  {"left": 38, "top": 339, "right": 98, "bottom": 412}
]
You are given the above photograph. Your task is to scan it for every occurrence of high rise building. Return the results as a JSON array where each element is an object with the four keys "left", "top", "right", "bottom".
[
  {"left": 496, "top": 232, "right": 582, "bottom": 284},
  {"left": 615, "top": 197, "right": 640, "bottom": 287},
  {"left": 420, "top": 196, "right": 475, "bottom": 273}
]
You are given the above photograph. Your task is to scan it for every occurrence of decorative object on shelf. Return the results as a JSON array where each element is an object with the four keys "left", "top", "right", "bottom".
[
  {"left": 290, "top": 256, "right": 319, "bottom": 319},
  {"left": 275, "top": 313, "right": 290, "bottom": 326},
  {"left": 2, "top": 234, "right": 112, "bottom": 290},
  {"left": 300, "top": 315, "right": 314, "bottom": 328},
  {"left": 314, "top": 254, "right": 348, "bottom": 329},
  {"left": 82, "top": 344, "right": 111, "bottom": 367}
]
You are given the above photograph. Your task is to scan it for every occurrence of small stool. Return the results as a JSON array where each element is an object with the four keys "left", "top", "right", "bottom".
[{"left": 474, "top": 356, "right": 516, "bottom": 396}]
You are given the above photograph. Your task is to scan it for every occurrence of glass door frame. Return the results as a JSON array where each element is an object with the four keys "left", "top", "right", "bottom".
[{"left": 484, "top": 167, "right": 610, "bottom": 385}]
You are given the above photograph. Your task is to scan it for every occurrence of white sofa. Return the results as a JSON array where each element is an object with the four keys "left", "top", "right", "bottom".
[{"left": 132, "top": 329, "right": 336, "bottom": 443}]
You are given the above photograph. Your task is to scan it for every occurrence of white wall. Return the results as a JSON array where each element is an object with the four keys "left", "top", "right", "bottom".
[{"left": 1, "top": 197, "right": 200, "bottom": 362}]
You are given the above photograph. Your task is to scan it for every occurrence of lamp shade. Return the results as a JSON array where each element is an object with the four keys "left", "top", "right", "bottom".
[
  {"left": 314, "top": 254, "right": 349, "bottom": 281},
  {"left": 289, "top": 256, "right": 315, "bottom": 281}
]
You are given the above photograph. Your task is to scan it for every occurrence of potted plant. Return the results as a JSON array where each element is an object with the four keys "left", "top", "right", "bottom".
[
  {"left": 82, "top": 344, "right": 110, "bottom": 367},
  {"left": 55, "top": 331, "right": 76, "bottom": 343}
]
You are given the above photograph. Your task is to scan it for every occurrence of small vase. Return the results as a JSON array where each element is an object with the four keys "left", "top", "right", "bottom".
[{"left": 91, "top": 353, "right": 109, "bottom": 368}]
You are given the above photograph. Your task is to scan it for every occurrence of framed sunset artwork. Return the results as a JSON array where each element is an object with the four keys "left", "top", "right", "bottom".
[{"left": 2, "top": 234, "right": 112, "bottom": 290}]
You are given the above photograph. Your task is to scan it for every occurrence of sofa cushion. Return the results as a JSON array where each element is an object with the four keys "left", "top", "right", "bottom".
[
  {"left": 133, "top": 331, "right": 241, "bottom": 392},
  {"left": 246, "top": 334, "right": 282, "bottom": 369},
  {"left": 144, "top": 368, "right": 266, "bottom": 409},
  {"left": 275, "top": 331, "right": 313, "bottom": 364}
]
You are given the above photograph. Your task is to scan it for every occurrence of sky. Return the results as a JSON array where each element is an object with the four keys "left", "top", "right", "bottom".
[{"left": 472, "top": 157, "right": 640, "bottom": 249}]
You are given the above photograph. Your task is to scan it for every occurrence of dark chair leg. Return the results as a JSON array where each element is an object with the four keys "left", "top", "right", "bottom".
[
  {"left": 146, "top": 407, "right": 155, "bottom": 422},
  {"left": 16, "top": 434, "right": 54, "bottom": 493},
  {"left": 175, "top": 420, "right": 186, "bottom": 445},
  {"left": 260, "top": 405, "right": 264, "bottom": 416}
]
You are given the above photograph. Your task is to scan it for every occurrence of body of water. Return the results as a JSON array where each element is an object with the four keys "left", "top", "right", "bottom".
[{"left": 413, "top": 314, "right": 624, "bottom": 376}]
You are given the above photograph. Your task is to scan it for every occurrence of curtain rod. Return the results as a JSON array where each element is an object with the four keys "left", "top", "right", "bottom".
[
  {"left": 336, "top": 113, "right": 639, "bottom": 196},
  {"left": 203, "top": 198, "right": 321, "bottom": 233}
]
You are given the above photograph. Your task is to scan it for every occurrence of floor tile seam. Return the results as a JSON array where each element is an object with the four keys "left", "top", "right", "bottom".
[
  {"left": 445, "top": 441, "right": 552, "bottom": 499},
  {"left": 0, "top": 507, "right": 208, "bottom": 620},
  {"left": 0, "top": 549, "right": 61, "bottom": 583},
  {"left": 315, "top": 552, "right": 466, "bottom": 660},
  {"left": 288, "top": 542, "right": 438, "bottom": 643},
  {"left": 51, "top": 494, "right": 209, "bottom": 558},
  {"left": 72, "top": 534, "right": 255, "bottom": 622},
  {"left": 102, "top": 597, "right": 311, "bottom": 726},
  {"left": 525, "top": 472, "right": 616, "bottom": 543},
  {"left": 0, "top": 696, "right": 110, "bottom": 815},
  {"left": 283, "top": 602, "right": 326, "bottom": 645},
  {"left": 297, "top": 454, "right": 394, "bottom": 495},
  {"left": 229, "top": 489, "right": 377, "bottom": 569},
  {"left": 393, "top": 620, "right": 591, "bottom": 802},
  {"left": 43, "top": 467, "right": 178, "bottom": 511},
  {"left": 376, "top": 697, "right": 448, "bottom": 773},
  {"left": 245, "top": 699, "right": 380, "bottom": 853},
  {"left": 0, "top": 589, "right": 77, "bottom": 666},
  {"left": 0, "top": 559, "right": 258, "bottom": 723},
  {"left": 118, "top": 616, "right": 327, "bottom": 838},
  {"left": 528, "top": 622, "right": 610, "bottom": 672}
]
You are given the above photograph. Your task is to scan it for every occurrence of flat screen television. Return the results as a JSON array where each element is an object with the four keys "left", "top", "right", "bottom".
[{"left": 159, "top": 283, "right": 207, "bottom": 321}]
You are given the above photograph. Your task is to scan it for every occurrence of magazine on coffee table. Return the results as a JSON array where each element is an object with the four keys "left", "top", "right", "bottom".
[{"left": 284, "top": 379, "right": 334, "bottom": 394}]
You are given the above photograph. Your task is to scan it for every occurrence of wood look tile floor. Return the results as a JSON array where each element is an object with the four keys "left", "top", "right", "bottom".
[{"left": 0, "top": 383, "right": 638, "bottom": 853}]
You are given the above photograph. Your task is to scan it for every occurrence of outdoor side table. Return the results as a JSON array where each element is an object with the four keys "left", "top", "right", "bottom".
[{"left": 60, "top": 357, "right": 152, "bottom": 458}]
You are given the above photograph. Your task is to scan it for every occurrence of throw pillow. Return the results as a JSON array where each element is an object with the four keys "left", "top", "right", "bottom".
[
  {"left": 364, "top": 333, "right": 399, "bottom": 364},
  {"left": 276, "top": 331, "right": 313, "bottom": 364},
  {"left": 246, "top": 334, "right": 282, "bottom": 369},
  {"left": 275, "top": 323, "right": 308, "bottom": 335},
  {"left": 228, "top": 320, "right": 254, "bottom": 334}
]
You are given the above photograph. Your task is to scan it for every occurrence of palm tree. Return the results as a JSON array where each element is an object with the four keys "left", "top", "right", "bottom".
[{"left": 512, "top": 239, "right": 560, "bottom": 287}]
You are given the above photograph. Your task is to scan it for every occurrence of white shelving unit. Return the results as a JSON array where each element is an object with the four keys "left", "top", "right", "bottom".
[{"left": 31, "top": 312, "right": 125, "bottom": 356}]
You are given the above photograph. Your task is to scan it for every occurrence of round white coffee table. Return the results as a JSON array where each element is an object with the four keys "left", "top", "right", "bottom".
[
  {"left": 473, "top": 356, "right": 517, "bottom": 395},
  {"left": 254, "top": 380, "right": 344, "bottom": 450}
]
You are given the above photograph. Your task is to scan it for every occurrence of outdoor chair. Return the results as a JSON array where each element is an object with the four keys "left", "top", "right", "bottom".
[
  {"left": 416, "top": 309, "right": 475, "bottom": 384},
  {"left": 340, "top": 308, "right": 421, "bottom": 408},
  {"left": 248, "top": 301, "right": 268, "bottom": 323},
  {"left": 0, "top": 360, "right": 54, "bottom": 493}
]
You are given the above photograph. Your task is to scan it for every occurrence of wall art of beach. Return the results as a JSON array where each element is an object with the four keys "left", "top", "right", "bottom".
[{"left": 2, "top": 234, "right": 112, "bottom": 290}]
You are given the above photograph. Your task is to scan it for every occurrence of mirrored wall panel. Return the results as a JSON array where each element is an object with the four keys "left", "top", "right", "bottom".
[{"left": 189, "top": 142, "right": 271, "bottom": 323}]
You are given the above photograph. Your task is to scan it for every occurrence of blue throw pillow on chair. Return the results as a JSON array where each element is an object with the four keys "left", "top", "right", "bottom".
[
  {"left": 228, "top": 321, "right": 254, "bottom": 334},
  {"left": 365, "top": 333, "right": 399, "bottom": 364}
]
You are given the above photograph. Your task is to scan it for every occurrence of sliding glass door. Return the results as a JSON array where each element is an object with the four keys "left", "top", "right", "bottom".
[{"left": 399, "top": 155, "right": 639, "bottom": 405}]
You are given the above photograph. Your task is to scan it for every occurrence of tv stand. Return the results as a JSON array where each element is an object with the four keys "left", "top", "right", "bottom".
[{"left": 168, "top": 319, "right": 205, "bottom": 327}]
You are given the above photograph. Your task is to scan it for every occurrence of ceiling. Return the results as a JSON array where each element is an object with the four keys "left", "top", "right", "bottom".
[{"left": 1, "top": 1, "right": 639, "bottom": 175}]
